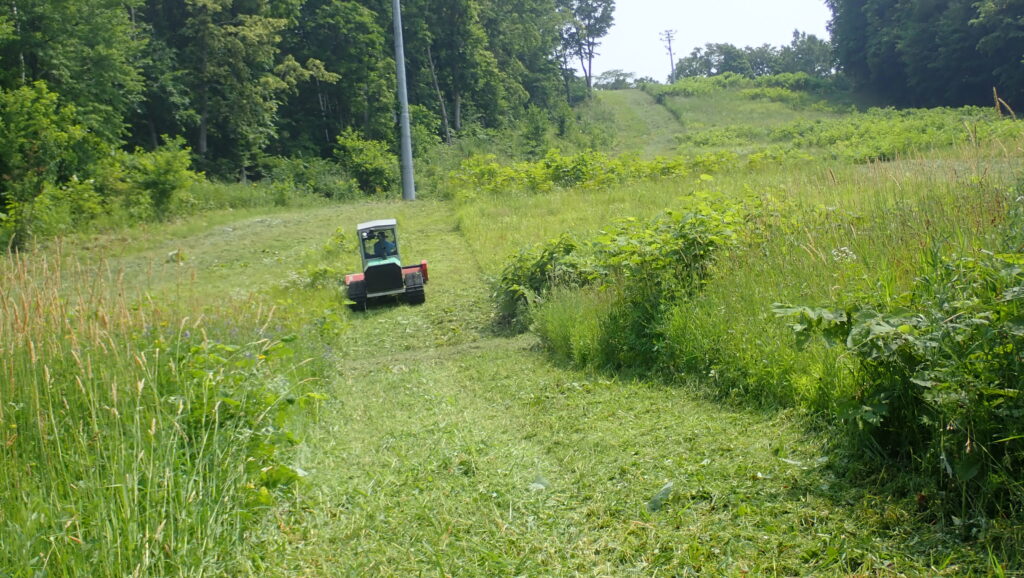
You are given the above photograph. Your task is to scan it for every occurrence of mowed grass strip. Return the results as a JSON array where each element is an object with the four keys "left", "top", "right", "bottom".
[{"left": 279, "top": 336, "right": 970, "bottom": 575}]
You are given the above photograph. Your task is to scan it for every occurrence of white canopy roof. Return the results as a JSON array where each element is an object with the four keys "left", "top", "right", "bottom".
[{"left": 356, "top": 218, "right": 397, "bottom": 231}]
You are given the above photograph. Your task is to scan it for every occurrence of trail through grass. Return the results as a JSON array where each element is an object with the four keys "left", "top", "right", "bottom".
[
  {"left": 212, "top": 200, "right": 971, "bottom": 575},
  {"left": 582, "top": 90, "right": 683, "bottom": 158},
  {"left": 12, "top": 87, "right": 1015, "bottom": 574},
  {"left": 20, "top": 192, "right": 988, "bottom": 575},
  {"left": 58, "top": 154, "right": 993, "bottom": 575}
]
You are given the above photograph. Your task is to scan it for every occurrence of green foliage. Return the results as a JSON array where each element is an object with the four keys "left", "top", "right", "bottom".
[
  {"left": 676, "top": 125, "right": 766, "bottom": 148},
  {"left": 8, "top": 178, "right": 105, "bottom": 239},
  {"left": 0, "top": 257, "right": 321, "bottom": 574},
  {"left": 449, "top": 149, "right": 691, "bottom": 198},
  {"left": 87, "top": 137, "right": 200, "bottom": 223},
  {"left": 776, "top": 107, "right": 1019, "bottom": 163},
  {"left": 646, "top": 73, "right": 749, "bottom": 100},
  {"left": 276, "top": 0, "right": 392, "bottom": 154},
  {"left": 175, "top": 180, "right": 325, "bottom": 214},
  {"left": 410, "top": 104, "right": 443, "bottom": 153},
  {"left": 776, "top": 246, "right": 1024, "bottom": 519},
  {"left": 496, "top": 194, "right": 745, "bottom": 369},
  {"left": 532, "top": 286, "right": 614, "bottom": 365},
  {"left": 260, "top": 156, "right": 359, "bottom": 200},
  {"left": 0, "top": 0, "right": 145, "bottom": 144},
  {"left": 825, "top": 0, "right": 1023, "bottom": 106},
  {"left": 671, "top": 32, "right": 834, "bottom": 81},
  {"left": 0, "top": 82, "right": 106, "bottom": 245},
  {"left": 591, "top": 197, "right": 744, "bottom": 369},
  {"left": 740, "top": 87, "right": 814, "bottom": 108},
  {"left": 746, "top": 146, "right": 815, "bottom": 169},
  {"left": 556, "top": 0, "right": 616, "bottom": 91},
  {"left": 514, "top": 105, "right": 557, "bottom": 159},
  {"left": 494, "top": 235, "right": 596, "bottom": 330},
  {"left": 127, "top": 137, "right": 200, "bottom": 216},
  {"left": 333, "top": 128, "right": 399, "bottom": 195}
]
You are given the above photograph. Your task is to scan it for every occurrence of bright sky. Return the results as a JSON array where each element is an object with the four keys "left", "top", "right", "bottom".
[{"left": 592, "top": 0, "right": 833, "bottom": 82}]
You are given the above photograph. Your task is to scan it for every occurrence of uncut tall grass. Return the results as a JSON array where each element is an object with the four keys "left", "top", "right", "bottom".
[
  {"left": 0, "top": 253, "right": 259, "bottom": 576},
  {"left": 456, "top": 136, "right": 1023, "bottom": 407}
]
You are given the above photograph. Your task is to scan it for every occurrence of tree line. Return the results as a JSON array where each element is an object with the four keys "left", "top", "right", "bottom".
[
  {"left": 0, "top": 0, "right": 615, "bottom": 183},
  {"left": 671, "top": 31, "right": 835, "bottom": 81},
  {"left": 826, "top": 0, "right": 1024, "bottom": 107}
]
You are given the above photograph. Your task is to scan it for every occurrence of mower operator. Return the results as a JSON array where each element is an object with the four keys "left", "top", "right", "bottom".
[{"left": 374, "top": 231, "right": 396, "bottom": 258}]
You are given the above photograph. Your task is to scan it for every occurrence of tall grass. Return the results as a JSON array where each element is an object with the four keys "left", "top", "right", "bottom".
[
  {"left": 467, "top": 98, "right": 1024, "bottom": 548},
  {"left": 0, "top": 251, "right": 311, "bottom": 575}
]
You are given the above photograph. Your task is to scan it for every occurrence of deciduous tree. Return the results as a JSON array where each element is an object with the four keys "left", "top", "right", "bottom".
[{"left": 556, "top": 0, "right": 614, "bottom": 93}]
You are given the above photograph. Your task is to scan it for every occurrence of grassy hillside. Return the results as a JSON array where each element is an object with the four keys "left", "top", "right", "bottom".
[
  {"left": 3, "top": 82, "right": 1023, "bottom": 575},
  {"left": 575, "top": 90, "right": 684, "bottom": 157}
]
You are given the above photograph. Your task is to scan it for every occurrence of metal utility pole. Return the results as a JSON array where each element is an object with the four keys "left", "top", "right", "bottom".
[
  {"left": 392, "top": 0, "right": 416, "bottom": 201},
  {"left": 660, "top": 30, "right": 677, "bottom": 83}
]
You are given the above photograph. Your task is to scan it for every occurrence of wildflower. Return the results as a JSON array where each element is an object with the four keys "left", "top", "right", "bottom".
[{"left": 831, "top": 246, "right": 857, "bottom": 263}]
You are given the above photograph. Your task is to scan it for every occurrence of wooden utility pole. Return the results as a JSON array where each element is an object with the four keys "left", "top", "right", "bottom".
[{"left": 660, "top": 30, "right": 677, "bottom": 83}]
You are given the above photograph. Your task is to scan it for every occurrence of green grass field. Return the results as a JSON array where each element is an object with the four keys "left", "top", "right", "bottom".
[{"left": 3, "top": 88, "right": 1022, "bottom": 575}]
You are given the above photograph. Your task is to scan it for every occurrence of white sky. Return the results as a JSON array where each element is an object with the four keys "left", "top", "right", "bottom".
[{"left": 592, "top": 0, "right": 833, "bottom": 82}]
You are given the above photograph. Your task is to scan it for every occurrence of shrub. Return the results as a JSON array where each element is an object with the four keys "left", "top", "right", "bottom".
[
  {"left": 746, "top": 146, "right": 815, "bottom": 169},
  {"left": 775, "top": 246, "right": 1024, "bottom": 518},
  {"left": 410, "top": 104, "right": 443, "bottom": 153},
  {"left": 740, "top": 87, "right": 813, "bottom": 108},
  {"left": 590, "top": 199, "right": 743, "bottom": 368},
  {"left": 177, "top": 180, "right": 324, "bottom": 213},
  {"left": 449, "top": 150, "right": 694, "bottom": 198},
  {"left": 497, "top": 194, "right": 745, "bottom": 369},
  {"left": 688, "top": 150, "right": 740, "bottom": 174},
  {"left": 334, "top": 128, "right": 399, "bottom": 194},
  {"left": 126, "top": 137, "right": 200, "bottom": 217},
  {"left": 644, "top": 73, "right": 752, "bottom": 102},
  {"left": 494, "top": 235, "right": 597, "bottom": 331},
  {"left": 753, "top": 72, "right": 828, "bottom": 93},
  {"left": 775, "top": 107, "right": 1017, "bottom": 163},
  {"left": 4, "top": 177, "right": 105, "bottom": 240},
  {"left": 0, "top": 82, "right": 105, "bottom": 245},
  {"left": 260, "top": 156, "right": 358, "bottom": 200}
]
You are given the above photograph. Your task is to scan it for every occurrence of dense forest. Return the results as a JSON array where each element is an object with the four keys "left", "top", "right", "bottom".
[
  {"left": 0, "top": 0, "right": 612, "bottom": 175},
  {"left": 825, "top": 0, "right": 1024, "bottom": 107}
]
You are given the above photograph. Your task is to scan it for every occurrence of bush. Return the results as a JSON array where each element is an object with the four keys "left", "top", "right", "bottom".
[
  {"left": 448, "top": 150, "right": 693, "bottom": 198},
  {"left": 774, "top": 107, "right": 1017, "bottom": 163},
  {"left": 334, "top": 128, "right": 398, "bottom": 195},
  {"left": 740, "top": 87, "right": 813, "bottom": 108},
  {"left": 775, "top": 245, "right": 1024, "bottom": 518},
  {"left": 494, "top": 235, "right": 596, "bottom": 331},
  {"left": 644, "top": 73, "right": 752, "bottom": 101},
  {"left": 127, "top": 137, "right": 200, "bottom": 217},
  {"left": 589, "top": 199, "right": 744, "bottom": 368},
  {"left": 260, "top": 156, "right": 358, "bottom": 200},
  {"left": 4, "top": 177, "right": 104, "bottom": 240},
  {"left": 497, "top": 194, "right": 745, "bottom": 370},
  {"left": 753, "top": 72, "right": 829, "bottom": 93},
  {"left": 0, "top": 82, "right": 106, "bottom": 245},
  {"left": 176, "top": 180, "right": 324, "bottom": 213}
]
